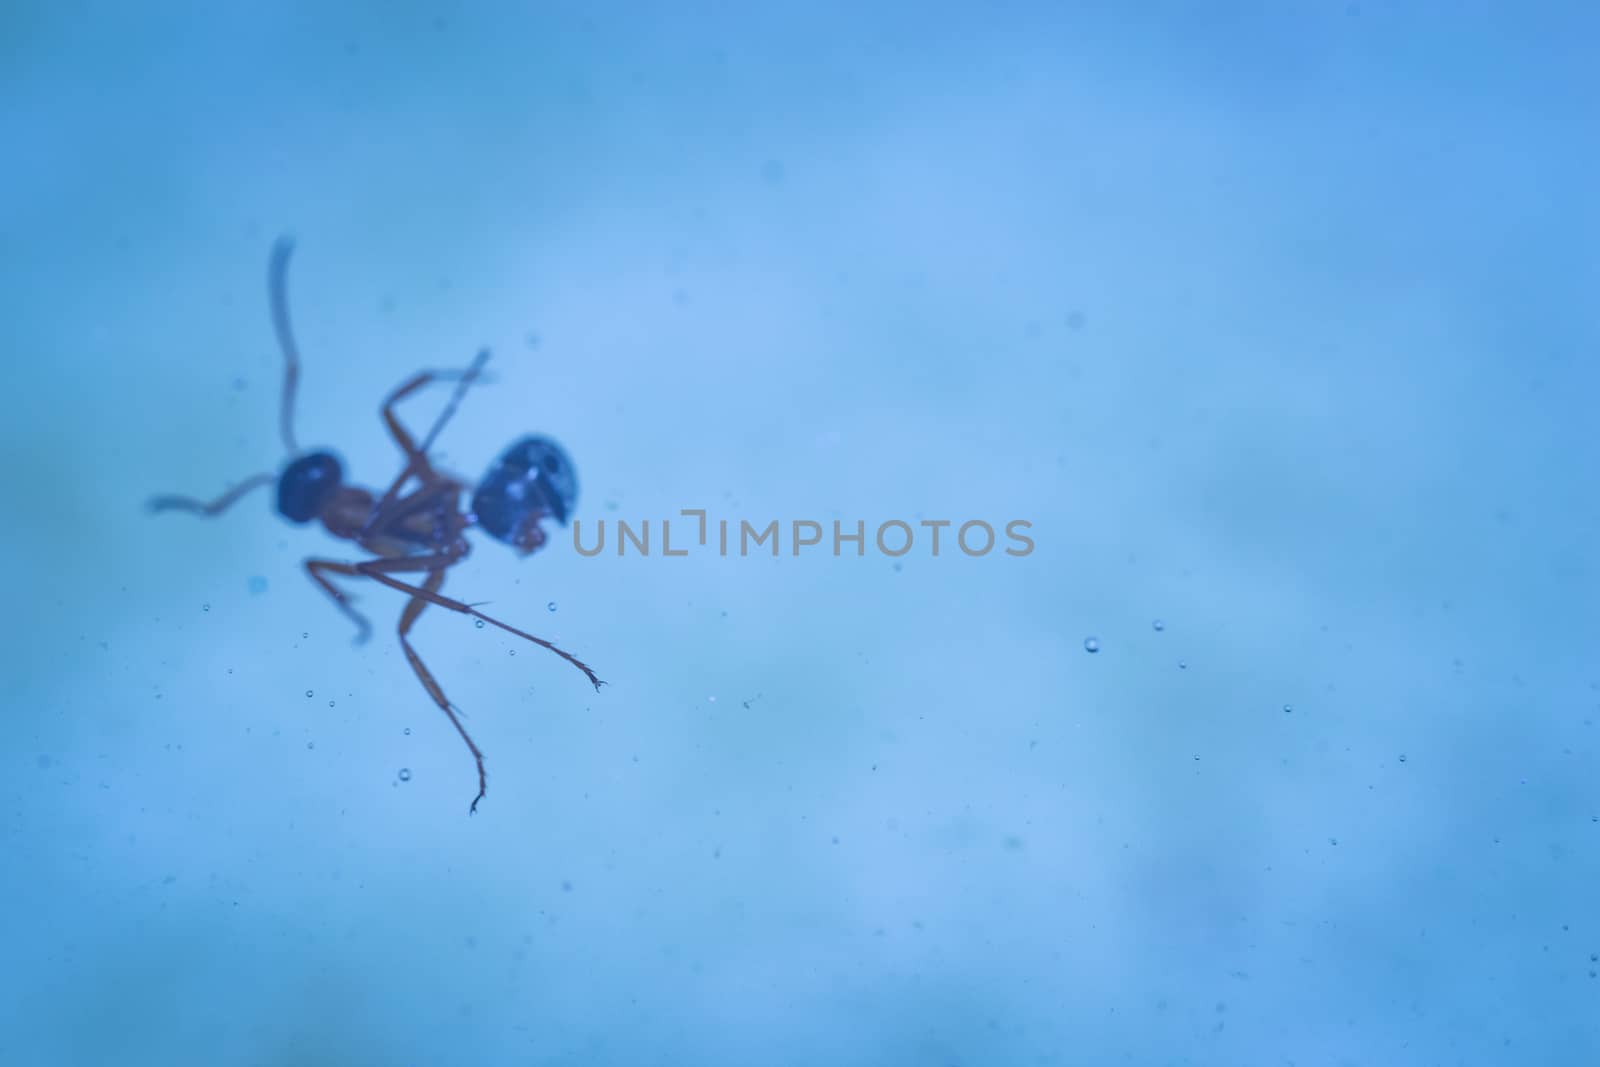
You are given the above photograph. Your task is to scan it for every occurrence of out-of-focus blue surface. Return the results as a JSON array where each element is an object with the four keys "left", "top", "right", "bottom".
[{"left": 4, "top": 4, "right": 1599, "bottom": 1064}]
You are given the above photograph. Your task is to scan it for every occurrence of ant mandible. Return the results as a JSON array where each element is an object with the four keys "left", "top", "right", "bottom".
[{"left": 148, "top": 237, "right": 604, "bottom": 813}]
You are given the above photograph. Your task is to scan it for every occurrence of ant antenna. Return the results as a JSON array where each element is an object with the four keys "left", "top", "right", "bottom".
[{"left": 269, "top": 235, "right": 302, "bottom": 455}]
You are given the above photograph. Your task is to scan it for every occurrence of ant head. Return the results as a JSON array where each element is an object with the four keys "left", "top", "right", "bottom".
[
  {"left": 277, "top": 450, "right": 344, "bottom": 523},
  {"left": 472, "top": 436, "right": 578, "bottom": 555}
]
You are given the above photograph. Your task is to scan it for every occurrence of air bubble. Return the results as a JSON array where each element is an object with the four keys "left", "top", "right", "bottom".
[
  {"left": 1283, "top": 704, "right": 1292, "bottom": 714},
  {"left": 306, "top": 741, "right": 315, "bottom": 750},
  {"left": 247, "top": 576, "right": 268, "bottom": 595},
  {"left": 305, "top": 690, "right": 314, "bottom": 698},
  {"left": 1083, "top": 637, "right": 1100, "bottom": 654},
  {"left": 403, "top": 727, "right": 412, "bottom": 736},
  {"left": 202, "top": 603, "right": 211, "bottom": 613},
  {"left": 475, "top": 619, "right": 485, "bottom": 629},
  {"left": 1152, "top": 619, "right": 1164, "bottom": 632},
  {"left": 547, "top": 601, "right": 557, "bottom": 612},
  {"left": 398, "top": 768, "right": 412, "bottom": 782}
]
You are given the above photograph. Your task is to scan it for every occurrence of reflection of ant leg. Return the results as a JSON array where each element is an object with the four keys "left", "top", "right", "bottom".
[
  {"left": 351, "top": 551, "right": 604, "bottom": 689},
  {"left": 147, "top": 472, "right": 275, "bottom": 516},
  {"left": 304, "top": 558, "right": 373, "bottom": 644},
  {"left": 395, "top": 568, "right": 490, "bottom": 812}
]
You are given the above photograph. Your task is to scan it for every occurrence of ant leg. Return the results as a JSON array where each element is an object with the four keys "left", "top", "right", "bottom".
[
  {"left": 363, "top": 350, "right": 492, "bottom": 535},
  {"left": 356, "top": 478, "right": 470, "bottom": 556},
  {"left": 359, "top": 453, "right": 429, "bottom": 541},
  {"left": 147, "top": 472, "right": 275, "bottom": 516},
  {"left": 397, "top": 568, "right": 490, "bottom": 813},
  {"left": 352, "top": 553, "right": 604, "bottom": 690},
  {"left": 269, "top": 236, "right": 302, "bottom": 455},
  {"left": 380, "top": 349, "right": 493, "bottom": 463},
  {"left": 418, "top": 349, "right": 493, "bottom": 456},
  {"left": 304, "top": 558, "right": 373, "bottom": 644}
]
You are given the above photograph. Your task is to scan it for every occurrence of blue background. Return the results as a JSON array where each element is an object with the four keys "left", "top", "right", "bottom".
[{"left": 5, "top": 2, "right": 1599, "bottom": 1063}]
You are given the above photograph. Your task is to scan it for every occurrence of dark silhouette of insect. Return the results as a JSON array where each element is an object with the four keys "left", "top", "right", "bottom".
[{"left": 148, "top": 237, "right": 603, "bottom": 812}]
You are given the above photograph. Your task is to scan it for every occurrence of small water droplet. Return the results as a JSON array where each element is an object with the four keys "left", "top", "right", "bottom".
[
  {"left": 306, "top": 741, "right": 315, "bottom": 750},
  {"left": 475, "top": 619, "right": 485, "bottom": 629},
  {"left": 1083, "top": 637, "right": 1100, "bottom": 654},
  {"left": 403, "top": 727, "right": 412, "bottom": 736},
  {"left": 305, "top": 690, "right": 314, "bottom": 698},
  {"left": 547, "top": 601, "right": 557, "bottom": 612},
  {"left": 1398, "top": 753, "right": 1407, "bottom": 763},
  {"left": 398, "top": 768, "right": 412, "bottom": 782},
  {"left": 202, "top": 603, "right": 211, "bottom": 613},
  {"left": 301, "top": 632, "right": 309, "bottom": 639},
  {"left": 1178, "top": 660, "right": 1188, "bottom": 670},
  {"left": 1283, "top": 704, "right": 1293, "bottom": 714},
  {"left": 328, "top": 700, "right": 335, "bottom": 708},
  {"left": 1152, "top": 619, "right": 1164, "bottom": 632}
]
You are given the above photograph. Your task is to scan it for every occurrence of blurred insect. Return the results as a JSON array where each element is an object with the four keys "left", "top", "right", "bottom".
[{"left": 148, "top": 237, "right": 603, "bottom": 812}]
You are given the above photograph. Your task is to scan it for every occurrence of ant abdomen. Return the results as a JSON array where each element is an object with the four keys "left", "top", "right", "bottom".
[{"left": 472, "top": 436, "right": 578, "bottom": 554}]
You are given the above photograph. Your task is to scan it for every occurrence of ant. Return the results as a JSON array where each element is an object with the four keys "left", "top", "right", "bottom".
[{"left": 149, "top": 237, "right": 604, "bottom": 813}]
